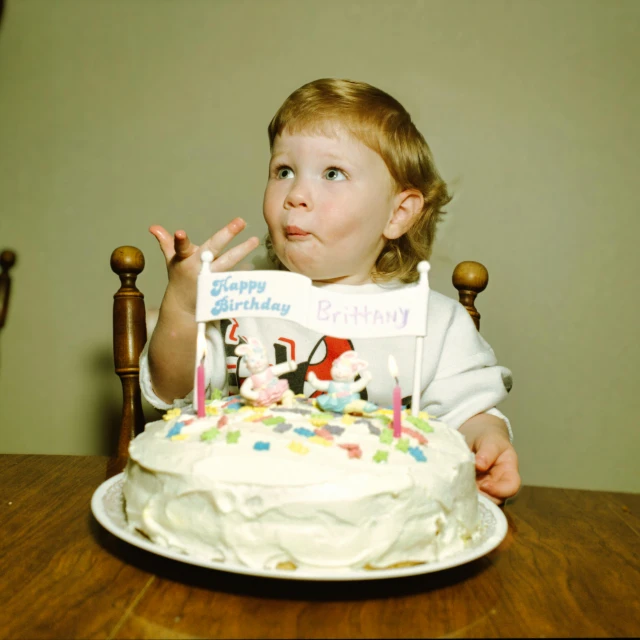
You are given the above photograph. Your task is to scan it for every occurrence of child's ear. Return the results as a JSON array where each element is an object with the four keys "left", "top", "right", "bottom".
[{"left": 383, "top": 189, "right": 424, "bottom": 240}]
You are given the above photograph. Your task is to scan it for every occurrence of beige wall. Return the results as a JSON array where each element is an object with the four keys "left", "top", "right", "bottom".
[{"left": 1, "top": 0, "right": 638, "bottom": 492}]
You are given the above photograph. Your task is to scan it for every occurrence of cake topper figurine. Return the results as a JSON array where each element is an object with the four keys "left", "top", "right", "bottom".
[
  {"left": 235, "top": 337, "right": 297, "bottom": 407},
  {"left": 307, "top": 350, "right": 378, "bottom": 414}
]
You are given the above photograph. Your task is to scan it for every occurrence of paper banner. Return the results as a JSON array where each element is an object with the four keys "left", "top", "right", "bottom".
[{"left": 195, "top": 268, "right": 429, "bottom": 339}]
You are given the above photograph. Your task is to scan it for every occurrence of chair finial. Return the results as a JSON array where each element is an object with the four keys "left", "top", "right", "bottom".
[
  {"left": 110, "top": 246, "right": 145, "bottom": 276},
  {"left": 452, "top": 261, "right": 489, "bottom": 330},
  {"left": 1, "top": 249, "right": 17, "bottom": 271}
]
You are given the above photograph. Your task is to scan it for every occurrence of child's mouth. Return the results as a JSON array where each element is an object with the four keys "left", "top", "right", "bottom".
[{"left": 285, "top": 225, "right": 310, "bottom": 238}]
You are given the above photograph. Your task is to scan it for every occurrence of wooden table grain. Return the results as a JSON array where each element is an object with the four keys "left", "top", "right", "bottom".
[{"left": 1, "top": 455, "right": 638, "bottom": 639}]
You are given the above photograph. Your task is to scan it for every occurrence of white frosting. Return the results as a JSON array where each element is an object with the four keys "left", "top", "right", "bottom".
[{"left": 123, "top": 397, "right": 479, "bottom": 571}]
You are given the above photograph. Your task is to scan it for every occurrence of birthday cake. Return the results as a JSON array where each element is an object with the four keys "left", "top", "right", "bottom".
[
  {"left": 123, "top": 258, "right": 481, "bottom": 572},
  {"left": 123, "top": 393, "right": 480, "bottom": 572}
]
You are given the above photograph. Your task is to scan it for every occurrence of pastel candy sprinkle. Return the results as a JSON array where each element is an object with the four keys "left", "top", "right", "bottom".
[
  {"left": 166, "top": 421, "right": 185, "bottom": 438},
  {"left": 217, "top": 415, "right": 229, "bottom": 428},
  {"left": 226, "top": 430, "right": 241, "bottom": 444},
  {"left": 341, "top": 414, "right": 356, "bottom": 425},
  {"left": 373, "top": 450, "right": 389, "bottom": 464},
  {"left": 395, "top": 437, "right": 410, "bottom": 453},
  {"left": 338, "top": 443, "right": 362, "bottom": 459},
  {"left": 314, "top": 428, "right": 334, "bottom": 441},
  {"left": 324, "top": 425, "right": 345, "bottom": 436},
  {"left": 162, "top": 408, "right": 182, "bottom": 421},
  {"left": 274, "top": 422, "right": 293, "bottom": 433},
  {"left": 262, "top": 416, "right": 286, "bottom": 426},
  {"left": 170, "top": 434, "right": 189, "bottom": 441},
  {"left": 253, "top": 441, "right": 270, "bottom": 451},
  {"left": 308, "top": 435, "right": 331, "bottom": 447},
  {"left": 288, "top": 441, "right": 309, "bottom": 455},
  {"left": 408, "top": 446, "right": 427, "bottom": 462},
  {"left": 211, "top": 388, "right": 224, "bottom": 400},
  {"left": 406, "top": 415, "right": 433, "bottom": 434},
  {"left": 367, "top": 424, "right": 381, "bottom": 436},
  {"left": 310, "top": 412, "right": 333, "bottom": 427},
  {"left": 379, "top": 427, "right": 394, "bottom": 445},
  {"left": 294, "top": 427, "right": 314, "bottom": 438},
  {"left": 375, "top": 414, "right": 392, "bottom": 427},
  {"left": 205, "top": 405, "right": 219, "bottom": 416},
  {"left": 200, "top": 427, "right": 220, "bottom": 442},
  {"left": 401, "top": 426, "right": 428, "bottom": 445}
]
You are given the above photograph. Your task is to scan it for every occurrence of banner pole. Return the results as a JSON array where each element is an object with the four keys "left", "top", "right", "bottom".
[
  {"left": 411, "top": 262, "right": 430, "bottom": 416},
  {"left": 194, "top": 251, "right": 214, "bottom": 415}
]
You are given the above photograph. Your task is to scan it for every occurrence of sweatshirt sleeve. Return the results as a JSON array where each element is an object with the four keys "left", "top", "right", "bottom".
[
  {"left": 422, "top": 298, "right": 513, "bottom": 437},
  {"left": 138, "top": 322, "right": 228, "bottom": 411}
]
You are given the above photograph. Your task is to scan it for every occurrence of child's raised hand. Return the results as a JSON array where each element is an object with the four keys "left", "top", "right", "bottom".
[
  {"left": 149, "top": 218, "right": 260, "bottom": 314},
  {"left": 458, "top": 413, "right": 521, "bottom": 505}
]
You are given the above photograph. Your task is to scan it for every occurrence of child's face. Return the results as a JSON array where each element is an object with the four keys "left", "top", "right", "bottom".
[{"left": 263, "top": 126, "right": 399, "bottom": 284}]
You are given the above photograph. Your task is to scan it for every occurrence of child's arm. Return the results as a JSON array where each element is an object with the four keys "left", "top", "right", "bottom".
[
  {"left": 147, "top": 218, "right": 259, "bottom": 404},
  {"left": 458, "top": 413, "right": 521, "bottom": 504}
]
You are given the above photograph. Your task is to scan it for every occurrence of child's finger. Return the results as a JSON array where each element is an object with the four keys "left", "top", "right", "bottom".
[
  {"left": 479, "top": 471, "right": 521, "bottom": 502},
  {"left": 210, "top": 236, "right": 260, "bottom": 272},
  {"left": 202, "top": 217, "right": 251, "bottom": 258},
  {"left": 474, "top": 440, "right": 501, "bottom": 472},
  {"left": 173, "top": 230, "right": 197, "bottom": 259},
  {"left": 149, "top": 225, "right": 176, "bottom": 261}
]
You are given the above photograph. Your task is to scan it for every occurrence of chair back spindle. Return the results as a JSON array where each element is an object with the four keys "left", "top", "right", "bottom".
[
  {"left": 0, "top": 249, "right": 17, "bottom": 331},
  {"left": 452, "top": 261, "right": 488, "bottom": 330},
  {"left": 110, "top": 246, "right": 147, "bottom": 473}
]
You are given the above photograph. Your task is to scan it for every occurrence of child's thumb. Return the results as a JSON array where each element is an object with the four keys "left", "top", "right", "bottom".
[{"left": 474, "top": 440, "right": 500, "bottom": 472}]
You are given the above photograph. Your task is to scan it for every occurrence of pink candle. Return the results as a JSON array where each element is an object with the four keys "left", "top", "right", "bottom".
[
  {"left": 388, "top": 355, "right": 402, "bottom": 438},
  {"left": 392, "top": 384, "right": 402, "bottom": 438},
  {"left": 197, "top": 362, "right": 205, "bottom": 418}
]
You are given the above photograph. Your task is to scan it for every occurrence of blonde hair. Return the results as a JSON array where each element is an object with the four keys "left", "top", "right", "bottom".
[{"left": 265, "top": 78, "right": 452, "bottom": 283}]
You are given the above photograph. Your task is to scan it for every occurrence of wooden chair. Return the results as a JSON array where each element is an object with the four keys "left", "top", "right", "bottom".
[
  {"left": 109, "top": 246, "right": 488, "bottom": 474},
  {"left": 0, "top": 249, "right": 17, "bottom": 333}
]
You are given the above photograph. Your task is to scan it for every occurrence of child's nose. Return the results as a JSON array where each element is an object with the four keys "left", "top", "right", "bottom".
[{"left": 284, "top": 179, "right": 312, "bottom": 210}]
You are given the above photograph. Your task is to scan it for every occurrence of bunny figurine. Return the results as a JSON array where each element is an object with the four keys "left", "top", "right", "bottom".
[
  {"left": 307, "top": 350, "right": 377, "bottom": 414},
  {"left": 235, "top": 337, "right": 297, "bottom": 407}
]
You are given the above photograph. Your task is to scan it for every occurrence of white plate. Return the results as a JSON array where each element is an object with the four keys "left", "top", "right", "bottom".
[{"left": 91, "top": 473, "right": 507, "bottom": 582}]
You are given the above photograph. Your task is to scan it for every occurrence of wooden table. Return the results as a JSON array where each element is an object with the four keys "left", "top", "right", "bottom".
[{"left": 1, "top": 455, "right": 639, "bottom": 639}]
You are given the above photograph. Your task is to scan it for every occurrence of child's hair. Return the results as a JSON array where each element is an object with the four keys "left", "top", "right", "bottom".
[{"left": 265, "top": 78, "right": 452, "bottom": 283}]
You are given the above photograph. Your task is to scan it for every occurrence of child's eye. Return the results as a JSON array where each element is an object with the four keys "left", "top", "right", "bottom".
[
  {"left": 275, "top": 166, "right": 294, "bottom": 179},
  {"left": 324, "top": 168, "right": 346, "bottom": 181}
]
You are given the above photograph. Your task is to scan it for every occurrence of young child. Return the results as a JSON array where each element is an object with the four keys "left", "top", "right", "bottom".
[{"left": 142, "top": 78, "right": 520, "bottom": 504}]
